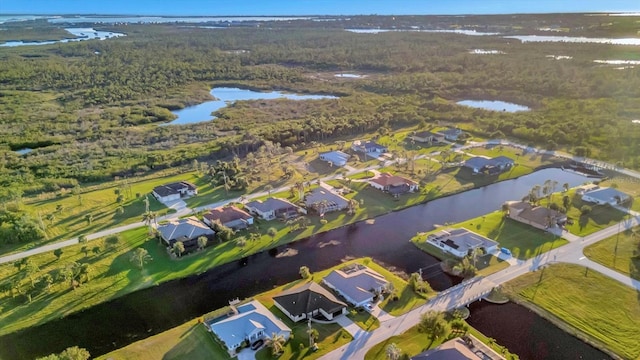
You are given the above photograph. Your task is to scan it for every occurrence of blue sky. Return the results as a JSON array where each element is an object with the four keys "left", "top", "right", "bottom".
[{"left": 2, "top": 0, "right": 639, "bottom": 16}]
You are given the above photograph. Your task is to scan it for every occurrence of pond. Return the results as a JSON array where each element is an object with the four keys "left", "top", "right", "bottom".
[
  {"left": 0, "top": 28, "right": 126, "bottom": 47},
  {"left": 168, "top": 87, "right": 337, "bottom": 125},
  {"left": 467, "top": 301, "right": 611, "bottom": 360},
  {"left": 504, "top": 35, "right": 640, "bottom": 46},
  {"left": 0, "top": 168, "right": 591, "bottom": 359},
  {"left": 457, "top": 100, "right": 530, "bottom": 112},
  {"left": 14, "top": 148, "right": 33, "bottom": 155}
]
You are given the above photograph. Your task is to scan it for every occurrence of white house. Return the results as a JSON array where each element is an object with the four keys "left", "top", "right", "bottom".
[
  {"left": 303, "top": 184, "right": 350, "bottom": 215},
  {"left": 152, "top": 181, "right": 197, "bottom": 203},
  {"left": 351, "top": 140, "right": 387, "bottom": 154},
  {"left": 426, "top": 228, "right": 498, "bottom": 258},
  {"left": 322, "top": 264, "right": 389, "bottom": 307},
  {"left": 319, "top": 151, "right": 350, "bottom": 167},
  {"left": 244, "top": 197, "right": 306, "bottom": 221},
  {"left": 206, "top": 300, "right": 291, "bottom": 355},
  {"left": 581, "top": 187, "right": 631, "bottom": 206}
]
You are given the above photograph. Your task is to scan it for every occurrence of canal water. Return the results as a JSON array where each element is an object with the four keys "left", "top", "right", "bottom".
[
  {"left": 0, "top": 168, "right": 594, "bottom": 359},
  {"left": 467, "top": 302, "right": 612, "bottom": 360}
]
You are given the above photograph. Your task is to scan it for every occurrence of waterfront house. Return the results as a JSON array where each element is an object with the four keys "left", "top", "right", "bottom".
[
  {"left": 408, "top": 131, "right": 445, "bottom": 144},
  {"left": 322, "top": 264, "right": 390, "bottom": 307},
  {"left": 319, "top": 151, "right": 350, "bottom": 167},
  {"left": 152, "top": 181, "right": 197, "bottom": 203},
  {"left": 203, "top": 206, "right": 254, "bottom": 231},
  {"left": 273, "top": 282, "right": 347, "bottom": 322},
  {"left": 505, "top": 201, "right": 567, "bottom": 230},
  {"left": 581, "top": 187, "right": 631, "bottom": 206},
  {"left": 351, "top": 140, "right": 388, "bottom": 154},
  {"left": 206, "top": 300, "right": 291, "bottom": 356},
  {"left": 369, "top": 173, "right": 419, "bottom": 195},
  {"left": 156, "top": 217, "right": 215, "bottom": 251},
  {"left": 426, "top": 228, "right": 498, "bottom": 258},
  {"left": 463, "top": 156, "right": 514, "bottom": 174},
  {"left": 303, "top": 184, "right": 350, "bottom": 215},
  {"left": 244, "top": 197, "right": 306, "bottom": 221}
]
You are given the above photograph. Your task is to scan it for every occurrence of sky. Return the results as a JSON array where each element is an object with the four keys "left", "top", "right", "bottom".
[{"left": 1, "top": 0, "right": 639, "bottom": 16}]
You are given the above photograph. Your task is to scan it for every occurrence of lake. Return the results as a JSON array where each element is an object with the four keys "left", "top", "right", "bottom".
[
  {"left": 0, "top": 28, "right": 126, "bottom": 47},
  {"left": 504, "top": 35, "right": 640, "bottom": 46},
  {"left": 457, "top": 100, "right": 530, "bottom": 112},
  {"left": 0, "top": 168, "right": 592, "bottom": 359},
  {"left": 345, "top": 28, "right": 498, "bottom": 35},
  {"left": 168, "top": 87, "right": 337, "bottom": 125}
]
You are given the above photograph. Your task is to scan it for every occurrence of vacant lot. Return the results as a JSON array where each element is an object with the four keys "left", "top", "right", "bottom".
[
  {"left": 584, "top": 225, "right": 640, "bottom": 280},
  {"left": 503, "top": 263, "right": 640, "bottom": 360}
]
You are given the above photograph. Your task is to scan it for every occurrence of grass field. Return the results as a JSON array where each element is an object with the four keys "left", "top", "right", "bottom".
[
  {"left": 502, "top": 263, "right": 640, "bottom": 360},
  {"left": 97, "top": 319, "right": 229, "bottom": 360},
  {"left": 583, "top": 225, "right": 640, "bottom": 280}
]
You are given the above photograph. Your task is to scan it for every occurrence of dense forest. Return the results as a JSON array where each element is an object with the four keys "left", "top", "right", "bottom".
[{"left": 1, "top": 14, "right": 639, "bottom": 197}]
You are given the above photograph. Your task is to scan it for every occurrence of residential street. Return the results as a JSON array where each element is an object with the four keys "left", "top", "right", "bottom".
[{"left": 319, "top": 213, "right": 640, "bottom": 360}]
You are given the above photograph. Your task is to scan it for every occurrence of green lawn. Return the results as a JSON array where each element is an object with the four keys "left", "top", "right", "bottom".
[
  {"left": 364, "top": 323, "right": 448, "bottom": 360},
  {"left": 502, "top": 263, "right": 640, "bottom": 360},
  {"left": 598, "top": 177, "right": 640, "bottom": 213},
  {"left": 413, "top": 210, "right": 567, "bottom": 260},
  {"left": 583, "top": 225, "right": 640, "bottom": 280},
  {"left": 96, "top": 319, "right": 229, "bottom": 360},
  {"left": 541, "top": 190, "right": 627, "bottom": 236},
  {"left": 465, "top": 144, "right": 559, "bottom": 170},
  {"left": 347, "top": 309, "right": 380, "bottom": 331},
  {"left": 2, "top": 172, "right": 200, "bottom": 256}
]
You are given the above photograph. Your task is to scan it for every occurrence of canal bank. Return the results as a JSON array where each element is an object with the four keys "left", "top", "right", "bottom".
[{"left": 0, "top": 168, "right": 592, "bottom": 359}]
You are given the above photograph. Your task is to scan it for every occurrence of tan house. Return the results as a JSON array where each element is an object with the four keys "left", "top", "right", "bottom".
[{"left": 506, "top": 201, "right": 567, "bottom": 230}]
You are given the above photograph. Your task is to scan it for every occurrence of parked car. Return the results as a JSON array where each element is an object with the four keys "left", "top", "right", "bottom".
[
  {"left": 364, "top": 303, "right": 374, "bottom": 312},
  {"left": 251, "top": 339, "right": 264, "bottom": 350},
  {"left": 500, "top": 247, "right": 512, "bottom": 256}
]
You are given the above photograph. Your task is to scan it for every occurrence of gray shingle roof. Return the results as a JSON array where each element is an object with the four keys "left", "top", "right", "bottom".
[
  {"left": 273, "top": 282, "right": 346, "bottom": 317},
  {"left": 245, "top": 198, "right": 298, "bottom": 213},
  {"left": 157, "top": 217, "right": 214, "bottom": 244},
  {"left": 323, "top": 265, "right": 389, "bottom": 305}
]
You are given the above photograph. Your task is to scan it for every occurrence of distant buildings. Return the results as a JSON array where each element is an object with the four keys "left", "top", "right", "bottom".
[
  {"left": 244, "top": 197, "right": 306, "bottom": 221},
  {"left": 426, "top": 228, "right": 498, "bottom": 258},
  {"left": 463, "top": 156, "right": 514, "bottom": 175},
  {"left": 408, "top": 131, "right": 445, "bottom": 144},
  {"left": 351, "top": 140, "right": 388, "bottom": 154},
  {"left": 152, "top": 181, "right": 197, "bottom": 203},
  {"left": 369, "top": 173, "right": 419, "bottom": 195},
  {"left": 319, "top": 151, "right": 350, "bottom": 167}
]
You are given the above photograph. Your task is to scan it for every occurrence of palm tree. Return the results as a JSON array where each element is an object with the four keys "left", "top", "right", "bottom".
[
  {"left": 267, "top": 227, "right": 278, "bottom": 242},
  {"left": 264, "top": 184, "right": 273, "bottom": 196},
  {"left": 265, "top": 332, "right": 286, "bottom": 356},
  {"left": 307, "top": 321, "right": 319, "bottom": 347},
  {"left": 236, "top": 236, "right": 247, "bottom": 248},
  {"left": 470, "top": 247, "right": 485, "bottom": 268},
  {"left": 385, "top": 343, "right": 402, "bottom": 360},
  {"left": 130, "top": 247, "right": 152, "bottom": 269},
  {"left": 418, "top": 311, "right": 449, "bottom": 342},
  {"left": 173, "top": 241, "right": 185, "bottom": 258},
  {"left": 197, "top": 236, "right": 208, "bottom": 251},
  {"left": 142, "top": 211, "right": 157, "bottom": 234}
]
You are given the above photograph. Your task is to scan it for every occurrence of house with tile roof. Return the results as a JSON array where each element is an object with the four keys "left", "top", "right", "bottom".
[
  {"left": 369, "top": 173, "right": 419, "bottom": 195},
  {"left": 203, "top": 206, "right": 254, "bottom": 230}
]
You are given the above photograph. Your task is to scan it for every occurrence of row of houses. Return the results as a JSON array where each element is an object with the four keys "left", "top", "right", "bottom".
[{"left": 205, "top": 264, "right": 390, "bottom": 355}]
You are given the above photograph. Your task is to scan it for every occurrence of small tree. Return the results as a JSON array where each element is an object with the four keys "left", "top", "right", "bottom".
[
  {"left": 53, "top": 248, "right": 63, "bottom": 260},
  {"left": 36, "top": 346, "right": 90, "bottom": 360},
  {"left": 418, "top": 311, "right": 449, "bottom": 342},
  {"left": 267, "top": 227, "right": 278, "bottom": 242},
  {"left": 299, "top": 266, "right": 311, "bottom": 279},
  {"left": 386, "top": 343, "right": 402, "bottom": 360},
  {"left": 130, "top": 248, "right": 152, "bottom": 269},
  {"left": 580, "top": 205, "right": 592, "bottom": 215},
  {"left": 265, "top": 332, "right": 286, "bottom": 356},
  {"left": 236, "top": 236, "right": 247, "bottom": 248},
  {"left": 197, "top": 236, "right": 208, "bottom": 251},
  {"left": 78, "top": 235, "right": 88, "bottom": 244},
  {"left": 173, "top": 241, "right": 185, "bottom": 258}
]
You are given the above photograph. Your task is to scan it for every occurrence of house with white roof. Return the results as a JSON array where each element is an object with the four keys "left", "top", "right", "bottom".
[
  {"left": 581, "top": 187, "right": 631, "bottom": 206},
  {"left": 322, "top": 264, "right": 390, "bottom": 307},
  {"left": 303, "top": 184, "right": 350, "bottom": 215},
  {"left": 351, "top": 140, "right": 387, "bottom": 154},
  {"left": 244, "top": 197, "right": 306, "bottom": 221},
  {"left": 319, "top": 151, "right": 350, "bottom": 167},
  {"left": 206, "top": 300, "right": 291, "bottom": 356},
  {"left": 426, "top": 228, "right": 498, "bottom": 258}
]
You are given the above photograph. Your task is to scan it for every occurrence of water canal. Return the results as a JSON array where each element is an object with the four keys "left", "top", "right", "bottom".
[{"left": 0, "top": 168, "right": 596, "bottom": 359}]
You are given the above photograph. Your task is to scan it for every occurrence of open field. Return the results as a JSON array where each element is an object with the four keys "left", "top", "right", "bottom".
[
  {"left": 97, "top": 318, "right": 229, "bottom": 360},
  {"left": 502, "top": 263, "right": 640, "bottom": 360},
  {"left": 583, "top": 225, "right": 640, "bottom": 280}
]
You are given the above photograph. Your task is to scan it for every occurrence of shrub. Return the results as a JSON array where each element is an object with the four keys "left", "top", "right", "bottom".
[{"left": 580, "top": 205, "right": 592, "bottom": 215}]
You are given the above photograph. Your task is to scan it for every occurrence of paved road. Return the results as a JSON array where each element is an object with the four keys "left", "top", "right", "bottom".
[
  {"left": 319, "top": 213, "right": 640, "bottom": 360},
  {"left": 0, "top": 164, "right": 381, "bottom": 265}
]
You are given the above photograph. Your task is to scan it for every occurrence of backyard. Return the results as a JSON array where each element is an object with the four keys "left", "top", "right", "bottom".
[{"left": 502, "top": 263, "right": 640, "bottom": 360}]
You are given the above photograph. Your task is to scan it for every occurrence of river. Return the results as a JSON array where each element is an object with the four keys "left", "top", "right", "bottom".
[{"left": 0, "top": 168, "right": 593, "bottom": 359}]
